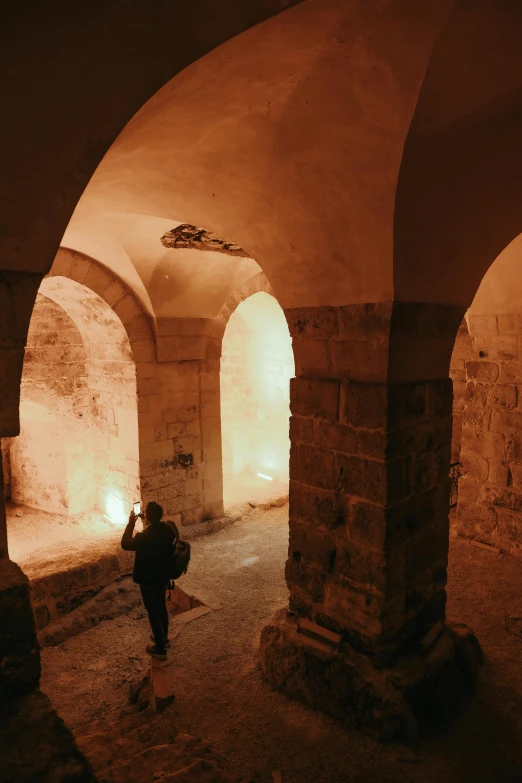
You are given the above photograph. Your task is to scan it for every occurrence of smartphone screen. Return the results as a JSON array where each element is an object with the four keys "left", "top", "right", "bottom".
[{"left": 133, "top": 501, "right": 141, "bottom": 516}]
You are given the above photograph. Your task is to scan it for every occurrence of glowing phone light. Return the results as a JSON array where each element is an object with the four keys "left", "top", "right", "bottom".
[{"left": 257, "top": 473, "right": 273, "bottom": 481}]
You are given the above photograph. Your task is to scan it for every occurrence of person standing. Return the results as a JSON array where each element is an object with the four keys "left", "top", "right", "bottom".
[{"left": 121, "top": 501, "right": 175, "bottom": 660}]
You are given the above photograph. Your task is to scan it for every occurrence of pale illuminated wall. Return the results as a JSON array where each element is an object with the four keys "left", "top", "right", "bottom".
[
  {"left": 6, "top": 279, "right": 139, "bottom": 520},
  {"left": 10, "top": 402, "right": 70, "bottom": 514},
  {"left": 221, "top": 292, "right": 294, "bottom": 495},
  {"left": 449, "top": 317, "right": 474, "bottom": 464}
]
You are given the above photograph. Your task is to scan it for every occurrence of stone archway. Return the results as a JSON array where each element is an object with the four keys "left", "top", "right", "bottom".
[
  {"left": 5, "top": 272, "right": 141, "bottom": 570},
  {"left": 220, "top": 290, "right": 295, "bottom": 510}
]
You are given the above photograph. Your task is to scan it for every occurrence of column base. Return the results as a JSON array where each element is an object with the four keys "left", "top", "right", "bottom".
[
  {"left": 259, "top": 610, "right": 482, "bottom": 743},
  {"left": 0, "top": 558, "right": 40, "bottom": 701}
]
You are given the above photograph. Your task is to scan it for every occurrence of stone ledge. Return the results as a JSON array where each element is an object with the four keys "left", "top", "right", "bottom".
[
  {"left": 181, "top": 512, "right": 240, "bottom": 540},
  {"left": 30, "top": 549, "right": 135, "bottom": 631},
  {"left": 259, "top": 610, "right": 481, "bottom": 743}
]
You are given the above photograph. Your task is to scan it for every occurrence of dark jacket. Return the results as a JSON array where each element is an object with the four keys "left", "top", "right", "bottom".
[{"left": 121, "top": 520, "right": 175, "bottom": 586}]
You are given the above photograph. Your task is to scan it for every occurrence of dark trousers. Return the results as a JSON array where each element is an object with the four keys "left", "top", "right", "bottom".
[{"left": 140, "top": 584, "right": 169, "bottom": 651}]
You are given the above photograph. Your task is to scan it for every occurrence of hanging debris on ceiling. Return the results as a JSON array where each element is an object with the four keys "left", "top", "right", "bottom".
[{"left": 160, "top": 224, "right": 251, "bottom": 258}]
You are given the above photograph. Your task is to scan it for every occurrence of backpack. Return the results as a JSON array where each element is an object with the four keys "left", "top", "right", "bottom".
[{"left": 164, "top": 520, "right": 191, "bottom": 582}]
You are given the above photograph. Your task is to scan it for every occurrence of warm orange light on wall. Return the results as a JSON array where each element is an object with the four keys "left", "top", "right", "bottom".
[
  {"left": 103, "top": 492, "right": 127, "bottom": 526},
  {"left": 221, "top": 292, "right": 294, "bottom": 506}
]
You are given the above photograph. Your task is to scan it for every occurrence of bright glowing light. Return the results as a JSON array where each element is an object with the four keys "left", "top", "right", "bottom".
[
  {"left": 241, "top": 556, "right": 260, "bottom": 567},
  {"left": 257, "top": 473, "right": 273, "bottom": 481},
  {"left": 104, "top": 493, "right": 126, "bottom": 525}
]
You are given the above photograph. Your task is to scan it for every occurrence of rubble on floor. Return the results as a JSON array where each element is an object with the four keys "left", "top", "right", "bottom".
[
  {"left": 74, "top": 697, "right": 235, "bottom": 783},
  {"left": 0, "top": 689, "right": 96, "bottom": 783}
]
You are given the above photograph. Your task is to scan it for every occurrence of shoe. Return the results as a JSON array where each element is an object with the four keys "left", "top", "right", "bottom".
[
  {"left": 146, "top": 644, "right": 167, "bottom": 660},
  {"left": 150, "top": 635, "right": 171, "bottom": 648}
]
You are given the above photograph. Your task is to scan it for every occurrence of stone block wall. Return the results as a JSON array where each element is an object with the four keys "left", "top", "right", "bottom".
[
  {"left": 286, "top": 303, "right": 456, "bottom": 656},
  {"left": 46, "top": 252, "right": 225, "bottom": 532},
  {"left": 10, "top": 294, "right": 94, "bottom": 514},
  {"left": 5, "top": 284, "right": 140, "bottom": 520},
  {"left": 457, "top": 313, "right": 522, "bottom": 554},
  {"left": 29, "top": 548, "right": 134, "bottom": 631},
  {"left": 138, "top": 273, "right": 278, "bottom": 529},
  {"left": 137, "top": 350, "right": 224, "bottom": 528},
  {"left": 0, "top": 558, "right": 40, "bottom": 700},
  {"left": 37, "top": 256, "right": 283, "bottom": 534}
]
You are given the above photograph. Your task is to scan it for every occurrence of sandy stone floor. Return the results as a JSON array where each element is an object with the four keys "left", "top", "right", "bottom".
[
  {"left": 40, "top": 506, "right": 522, "bottom": 783},
  {"left": 223, "top": 472, "right": 288, "bottom": 515},
  {"left": 7, "top": 503, "right": 124, "bottom": 579}
]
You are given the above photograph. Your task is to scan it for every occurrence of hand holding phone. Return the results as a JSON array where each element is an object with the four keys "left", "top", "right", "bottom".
[{"left": 133, "top": 501, "right": 144, "bottom": 520}]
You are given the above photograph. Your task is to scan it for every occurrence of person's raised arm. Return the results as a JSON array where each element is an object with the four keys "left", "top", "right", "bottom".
[{"left": 121, "top": 510, "right": 139, "bottom": 551}]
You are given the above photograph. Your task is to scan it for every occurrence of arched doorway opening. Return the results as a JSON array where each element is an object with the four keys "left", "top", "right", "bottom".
[
  {"left": 220, "top": 292, "right": 294, "bottom": 511},
  {"left": 451, "top": 231, "right": 522, "bottom": 555},
  {"left": 4, "top": 275, "right": 139, "bottom": 573}
]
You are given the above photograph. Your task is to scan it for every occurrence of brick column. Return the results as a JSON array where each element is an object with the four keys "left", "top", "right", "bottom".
[
  {"left": 0, "top": 271, "right": 43, "bottom": 698},
  {"left": 260, "top": 302, "right": 481, "bottom": 740},
  {"left": 138, "top": 318, "right": 224, "bottom": 534}
]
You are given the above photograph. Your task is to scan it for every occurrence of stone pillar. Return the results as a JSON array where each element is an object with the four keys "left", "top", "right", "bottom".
[
  {"left": 138, "top": 317, "right": 224, "bottom": 533},
  {"left": 0, "top": 461, "right": 40, "bottom": 700},
  {"left": 0, "top": 271, "right": 42, "bottom": 700},
  {"left": 260, "top": 303, "right": 481, "bottom": 740}
]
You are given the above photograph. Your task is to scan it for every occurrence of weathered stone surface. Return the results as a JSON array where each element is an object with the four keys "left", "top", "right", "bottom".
[
  {"left": 290, "top": 444, "right": 336, "bottom": 490},
  {"left": 160, "top": 223, "right": 250, "bottom": 258},
  {"left": 259, "top": 611, "right": 481, "bottom": 742},
  {"left": 466, "top": 361, "right": 499, "bottom": 383},
  {"left": 31, "top": 549, "right": 135, "bottom": 632},
  {"left": 291, "top": 377, "right": 340, "bottom": 421},
  {"left": 0, "top": 558, "right": 40, "bottom": 700},
  {"left": 336, "top": 452, "right": 387, "bottom": 504},
  {"left": 340, "top": 381, "right": 387, "bottom": 429},
  {"left": 75, "top": 692, "right": 232, "bottom": 783},
  {"left": 284, "top": 305, "right": 457, "bottom": 659},
  {"left": 285, "top": 306, "right": 338, "bottom": 340},
  {"left": 0, "top": 689, "right": 95, "bottom": 783},
  {"left": 456, "top": 311, "right": 522, "bottom": 553},
  {"left": 289, "top": 481, "right": 340, "bottom": 529}
]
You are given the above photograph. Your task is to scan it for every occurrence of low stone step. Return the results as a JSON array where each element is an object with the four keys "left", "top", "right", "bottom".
[{"left": 78, "top": 731, "right": 151, "bottom": 776}]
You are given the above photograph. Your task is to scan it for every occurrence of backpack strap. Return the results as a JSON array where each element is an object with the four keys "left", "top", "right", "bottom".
[{"left": 164, "top": 519, "right": 180, "bottom": 543}]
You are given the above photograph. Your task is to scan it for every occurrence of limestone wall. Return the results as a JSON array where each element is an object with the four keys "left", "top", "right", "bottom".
[
  {"left": 30, "top": 548, "right": 134, "bottom": 631},
  {"left": 449, "top": 318, "right": 474, "bottom": 464},
  {"left": 457, "top": 314, "right": 522, "bottom": 554},
  {"left": 138, "top": 352, "right": 223, "bottom": 528},
  {"left": 46, "top": 252, "right": 224, "bottom": 532},
  {"left": 7, "top": 285, "right": 139, "bottom": 520},
  {"left": 7, "top": 256, "right": 290, "bottom": 539},
  {"left": 10, "top": 295, "right": 94, "bottom": 514}
]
